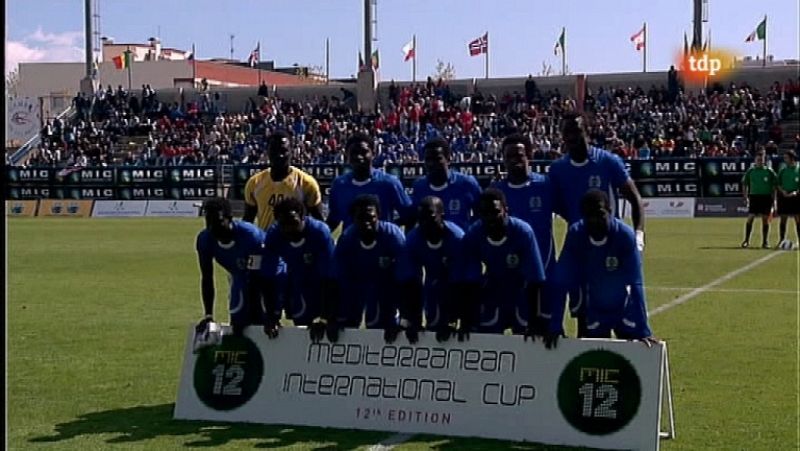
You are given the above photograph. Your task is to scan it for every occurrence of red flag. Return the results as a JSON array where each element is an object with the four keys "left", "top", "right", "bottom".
[
  {"left": 248, "top": 43, "right": 260, "bottom": 67},
  {"left": 630, "top": 26, "right": 645, "bottom": 51},
  {"left": 468, "top": 33, "right": 488, "bottom": 57}
]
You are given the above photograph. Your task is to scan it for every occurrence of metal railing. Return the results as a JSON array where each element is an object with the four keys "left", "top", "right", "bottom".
[{"left": 9, "top": 105, "right": 76, "bottom": 166}]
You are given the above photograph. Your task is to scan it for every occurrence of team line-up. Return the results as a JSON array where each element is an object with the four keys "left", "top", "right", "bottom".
[{"left": 192, "top": 112, "right": 798, "bottom": 351}]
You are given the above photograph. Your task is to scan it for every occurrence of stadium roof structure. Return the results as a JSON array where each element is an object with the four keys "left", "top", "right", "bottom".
[{"left": 194, "top": 60, "right": 321, "bottom": 86}]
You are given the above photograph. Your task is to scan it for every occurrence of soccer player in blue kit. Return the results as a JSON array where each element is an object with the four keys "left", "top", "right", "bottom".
[
  {"left": 399, "top": 196, "right": 466, "bottom": 342},
  {"left": 261, "top": 197, "right": 337, "bottom": 341},
  {"left": 332, "top": 194, "right": 410, "bottom": 343},
  {"left": 552, "top": 190, "right": 658, "bottom": 345},
  {"left": 491, "top": 134, "right": 558, "bottom": 330},
  {"left": 326, "top": 133, "right": 413, "bottom": 232},
  {"left": 460, "top": 189, "right": 556, "bottom": 346},
  {"left": 548, "top": 112, "right": 645, "bottom": 336},
  {"left": 411, "top": 137, "right": 482, "bottom": 230},
  {"left": 195, "top": 197, "right": 270, "bottom": 340}
]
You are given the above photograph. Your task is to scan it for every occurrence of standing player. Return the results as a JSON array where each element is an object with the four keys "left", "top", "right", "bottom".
[
  {"left": 776, "top": 150, "right": 800, "bottom": 248},
  {"left": 548, "top": 112, "right": 645, "bottom": 336},
  {"left": 491, "top": 134, "right": 558, "bottom": 331},
  {"left": 460, "top": 189, "right": 551, "bottom": 345},
  {"left": 411, "top": 137, "right": 482, "bottom": 230},
  {"left": 326, "top": 133, "right": 413, "bottom": 232},
  {"left": 741, "top": 150, "right": 777, "bottom": 249},
  {"left": 333, "top": 195, "right": 409, "bottom": 343},
  {"left": 261, "top": 198, "right": 337, "bottom": 340},
  {"left": 195, "top": 198, "right": 270, "bottom": 345},
  {"left": 243, "top": 129, "right": 324, "bottom": 229},
  {"left": 399, "top": 196, "right": 466, "bottom": 342},
  {"left": 553, "top": 190, "right": 657, "bottom": 345}
]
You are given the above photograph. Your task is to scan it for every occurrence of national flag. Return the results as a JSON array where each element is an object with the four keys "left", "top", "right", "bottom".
[
  {"left": 745, "top": 17, "right": 767, "bottom": 42},
  {"left": 112, "top": 51, "right": 131, "bottom": 70},
  {"left": 554, "top": 28, "right": 565, "bottom": 55},
  {"left": 371, "top": 49, "right": 380, "bottom": 69},
  {"left": 468, "top": 32, "right": 488, "bottom": 57},
  {"left": 630, "top": 25, "right": 645, "bottom": 51},
  {"left": 187, "top": 43, "right": 195, "bottom": 61},
  {"left": 402, "top": 38, "right": 415, "bottom": 61},
  {"left": 248, "top": 43, "right": 260, "bottom": 67}
]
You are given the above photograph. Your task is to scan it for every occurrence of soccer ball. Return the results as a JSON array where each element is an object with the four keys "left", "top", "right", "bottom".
[
  {"left": 193, "top": 321, "right": 223, "bottom": 353},
  {"left": 779, "top": 240, "right": 795, "bottom": 251}
]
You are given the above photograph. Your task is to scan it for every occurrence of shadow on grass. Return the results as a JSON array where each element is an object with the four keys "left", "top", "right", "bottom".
[
  {"left": 697, "top": 246, "right": 770, "bottom": 250},
  {"left": 29, "top": 403, "right": 387, "bottom": 449},
  {"left": 393, "top": 435, "right": 601, "bottom": 451}
]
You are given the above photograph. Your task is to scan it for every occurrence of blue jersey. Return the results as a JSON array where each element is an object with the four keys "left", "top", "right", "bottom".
[
  {"left": 327, "top": 169, "right": 413, "bottom": 230},
  {"left": 333, "top": 221, "right": 407, "bottom": 328},
  {"left": 263, "top": 217, "right": 335, "bottom": 325},
  {"left": 554, "top": 218, "right": 651, "bottom": 338},
  {"left": 492, "top": 173, "right": 555, "bottom": 271},
  {"left": 411, "top": 171, "right": 482, "bottom": 230},
  {"left": 399, "top": 221, "right": 466, "bottom": 329},
  {"left": 196, "top": 221, "right": 265, "bottom": 325},
  {"left": 548, "top": 147, "right": 630, "bottom": 224},
  {"left": 462, "top": 217, "right": 546, "bottom": 332}
]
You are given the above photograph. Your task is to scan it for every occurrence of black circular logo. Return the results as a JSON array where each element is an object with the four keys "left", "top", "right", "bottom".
[
  {"left": 557, "top": 350, "right": 641, "bottom": 435},
  {"left": 193, "top": 334, "right": 264, "bottom": 411}
]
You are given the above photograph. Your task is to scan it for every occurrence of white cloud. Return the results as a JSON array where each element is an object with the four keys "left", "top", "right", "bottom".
[{"left": 5, "top": 27, "right": 84, "bottom": 74}]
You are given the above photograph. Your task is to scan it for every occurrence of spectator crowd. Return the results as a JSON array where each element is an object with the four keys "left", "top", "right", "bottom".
[{"left": 20, "top": 74, "right": 800, "bottom": 168}]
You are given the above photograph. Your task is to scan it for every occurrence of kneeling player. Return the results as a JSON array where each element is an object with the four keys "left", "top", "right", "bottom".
[
  {"left": 333, "top": 195, "right": 408, "bottom": 343},
  {"left": 262, "top": 198, "right": 337, "bottom": 340},
  {"left": 399, "top": 196, "right": 466, "bottom": 342},
  {"left": 553, "top": 190, "right": 658, "bottom": 345},
  {"left": 461, "top": 189, "right": 551, "bottom": 344},
  {"left": 195, "top": 198, "right": 269, "bottom": 347}
]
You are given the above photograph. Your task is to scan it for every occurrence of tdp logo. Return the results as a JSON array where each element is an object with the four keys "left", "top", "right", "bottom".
[
  {"left": 688, "top": 54, "right": 721, "bottom": 76},
  {"left": 677, "top": 49, "right": 738, "bottom": 85}
]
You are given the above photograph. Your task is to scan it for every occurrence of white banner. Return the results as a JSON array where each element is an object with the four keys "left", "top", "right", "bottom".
[
  {"left": 145, "top": 200, "right": 199, "bottom": 217},
  {"left": 175, "top": 327, "right": 666, "bottom": 450},
  {"left": 91, "top": 200, "right": 147, "bottom": 217},
  {"left": 618, "top": 198, "right": 695, "bottom": 219}
]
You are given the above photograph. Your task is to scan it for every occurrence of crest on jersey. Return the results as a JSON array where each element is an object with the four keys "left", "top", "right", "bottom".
[
  {"left": 303, "top": 253, "right": 314, "bottom": 265},
  {"left": 605, "top": 256, "right": 619, "bottom": 271},
  {"left": 529, "top": 196, "right": 542, "bottom": 210},
  {"left": 448, "top": 199, "right": 461, "bottom": 213},
  {"left": 506, "top": 253, "right": 520, "bottom": 269},
  {"left": 378, "top": 256, "right": 393, "bottom": 269},
  {"left": 588, "top": 175, "right": 602, "bottom": 188}
]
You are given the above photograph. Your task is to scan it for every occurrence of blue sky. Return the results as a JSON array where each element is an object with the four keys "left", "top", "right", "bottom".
[{"left": 6, "top": 0, "right": 798, "bottom": 78}]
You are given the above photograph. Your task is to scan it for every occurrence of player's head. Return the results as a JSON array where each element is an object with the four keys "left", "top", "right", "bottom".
[
  {"left": 202, "top": 197, "right": 234, "bottom": 242},
  {"left": 560, "top": 111, "right": 589, "bottom": 160},
  {"left": 346, "top": 132, "right": 374, "bottom": 175},
  {"left": 267, "top": 129, "right": 293, "bottom": 169},
  {"left": 477, "top": 188, "right": 509, "bottom": 238},
  {"left": 502, "top": 134, "right": 532, "bottom": 179},
  {"left": 350, "top": 194, "right": 381, "bottom": 240},
  {"left": 418, "top": 196, "right": 445, "bottom": 238},
  {"left": 423, "top": 137, "right": 451, "bottom": 181},
  {"left": 580, "top": 189, "right": 612, "bottom": 240},
  {"left": 754, "top": 148, "right": 766, "bottom": 166},
  {"left": 784, "top": 149, "right": 797, "bottom": 165},
  {"left": 274, "top": 197, "right": 307, "bottom": 239}
]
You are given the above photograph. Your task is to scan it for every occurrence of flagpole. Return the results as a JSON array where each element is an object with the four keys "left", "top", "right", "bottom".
[
  {"left": 126, "top": 46, "right": 132, "bottom": 91},
  {"left": 325, "top": 38, "right": 330, "bottom": 84},
  {"left": 561, "top": 28, "right": 566, "bottom": 76},
  {"left": 485, "top": 32, "right": 489, "bottom": 79},
  {"left": 762, "top": 15, "right": 767, "bottom": 68},
  {"left": 257, "top": 41, "right": 262, "bottom": 86},
  {"left": 412, "top": 34, "right": 417, "bottom": 83},
  {"left": 643, "top": 22, "right": 647, "bottom": 73},
  {"left": 192, "top": 43, "right": 197, "bottom": 88}
]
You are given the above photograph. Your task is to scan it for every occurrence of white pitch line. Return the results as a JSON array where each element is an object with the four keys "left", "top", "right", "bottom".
[
  {"left": 649, "top": 286, "right": 797, "bottom": 295},
  {"left": 649, "top": 251, "right": 784, "bottom": 316},
  {"left": 369, "top": 250, "right": 787, "bottom": 450}
]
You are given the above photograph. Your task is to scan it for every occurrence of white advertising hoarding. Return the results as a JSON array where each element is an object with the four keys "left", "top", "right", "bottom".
[
  {"left": 92, "top": 200, "right": 147, "bottom": 217},
  {"left": 618, "top": 198, "right": 695, "bottom": 219},
  {"left": 175, "top": 327, "right": 668, "bottom": 450},
  {"left": 144, "top": 200, "right": 200, "bottom": 217}
]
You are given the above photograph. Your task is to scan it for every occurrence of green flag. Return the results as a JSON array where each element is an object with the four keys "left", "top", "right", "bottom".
[
  {"left": 554, "top": 28, "right": 565, "bottom": 55},
  {"left": 745, "top": 17, "right": 766, "bottom": 42}
]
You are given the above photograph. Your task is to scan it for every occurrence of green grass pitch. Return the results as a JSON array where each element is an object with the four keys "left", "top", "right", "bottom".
[{"left": 7, "top": 217, "right": 799, "bottom": 450}]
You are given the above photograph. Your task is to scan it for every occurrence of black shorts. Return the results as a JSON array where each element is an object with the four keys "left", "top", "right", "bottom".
[
  {"left": 748, "top": 195, "right": 773, "bottom": 216},
  {"left": 777, "top": 195, "right": 800, "bottom": 216}
]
